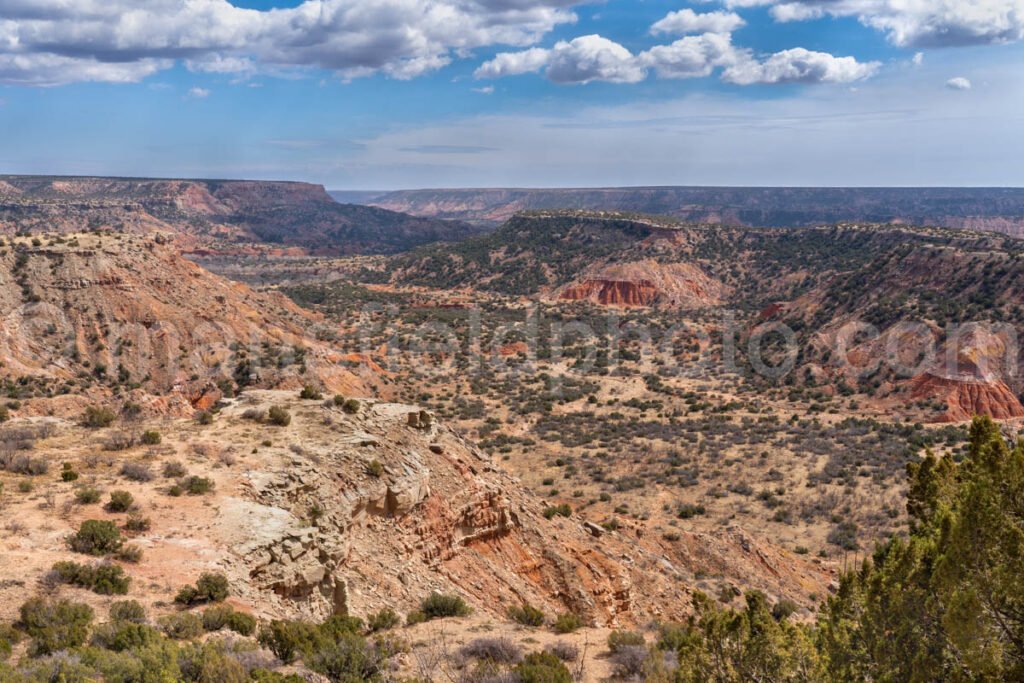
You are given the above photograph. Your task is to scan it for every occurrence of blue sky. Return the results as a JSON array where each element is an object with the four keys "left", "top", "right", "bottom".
[{"left": 0, "top": 0, "right": 1022, "bottom": 189}]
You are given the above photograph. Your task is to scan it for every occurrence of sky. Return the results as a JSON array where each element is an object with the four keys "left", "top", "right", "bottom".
[{"left": 0, "top": 0, "right": 1022, "bottom": 189}]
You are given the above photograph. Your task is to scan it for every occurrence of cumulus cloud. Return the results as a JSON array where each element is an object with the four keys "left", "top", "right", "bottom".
[
  {"left": 650, "top": 9, "right": 746, "bottom": 36},
  {"left": 477, "top": 35, "right": 645, "bottom": 84},
  {"left": 640, "top": 33, "right": 743, "bottom": 79},
  {"left": 186, "top": 87, "right": 211, "bottom": 99},
  {"left": 723, "top": 0, "right": 1024, "bottom": 48},
  {"left": 480, "top": 31, "right": 877, "bottom": 87},
  {"left": 947, "top": 76, "right": 972, "bottom": 90},
  {"left": 0, "top": 0, "right": 579, "bottom": 85},
  {"left": 545, "top": 35, "right": 646, "bottom": 84},
  {"left": 723, "top": 48, "right": 880, "bottom": 85}
]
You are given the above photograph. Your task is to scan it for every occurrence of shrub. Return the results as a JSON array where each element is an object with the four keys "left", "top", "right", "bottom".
[
  {"left": 181, "top": 476, "right": 214, "bottom": 495},
  {"left": 332, "top": 394, "right": 346, "bottom": 406},
  {"left": 120, "top": 462, "right": 153, "bottom": 482},
  {"left": 514, "top": 651, "right": 572, "bottom": 683},
  {"left": 546, "top": 641, "right": 580, "bottom": 662},
  {"left": 196, "top": 411, "right": 214, "bottom": 426},
  {"left": 406, "top": 611, "right": 427, "bottom": 626},
  {"left": 75, "top": 486, "right": 102, "bottom": 505},
  {"left": 141, "top": 430, "right": 162, "bottom": 445},
  {"left": 366, "top": 609, "right": 400, "bottom": 633},
  {"left": 609, "top": 645, "right": 649, "bottom": 679},
  {"left": 508, "top": 603, "right": 545, "bottom": 627},
  {"left": 109, "top": 600, "right": 147, "bottom": 624},
  {"left": 158, "top": 612, "right": 203, "bottom": 640},
  {"left": 116, "top": 544, "right": 144, "bottom": 563},
  {"left": 543, "top": 504, "right": 572, "bottom": 520},
  {"left": 342, "top": 399, "right": 361, "bottom": 414},
  {"left": 267, "top": 406, "right": 291, "bottom": 426},
  {"left": 125, "top": 513, "right": 151, "bottom": 533},
  {"left": 553, "top": 613, "right": 582, "bottom": 634},
  {"left": 419, "top": 593, "right": 471, "bottom": 620},
  {"left": 226, "top": 611, "right": 257, "bottom": 636},
  {"left": 51, "top": 560, "right": 130, "bottom": 595},
  {"left": 258, "top": 620, "right": 321, "bottom": 664},
  {"left": 175, "top": 572, "right": 229, "bottom": 605},
  {"left": 68, "top": 519, "right": 123, "bottom": 555},
  {"left": 178, "top": 640, "right": 247, "bottom": 683},
  {"left": 90, "top": 620, "right": 162, "bottom": 652},
  {"left": 82, "top": 406, "right": 117, "bottom": 428},
  {"left": 459, "top": 637, "right": 522, "bottom": 664},
  {"left": 162, "top": 461, "right": 187, "bottom": 478},
  {"left": 365, "top": 459, "right": 384, "bottom": 478},
  {"left": 308, "top": 632, "right": 382, "bottom": 682},
  {"left": 607, "top": 630, "right": 645, "bottom": 654},
  {"left": 200, "top": 604, "right": 254, "bottom": 635},
  {"left": 106, "top": 490, "right": 135, "bottom": 512},
  {"left": 18, "top": 597, "right": 94, "bottom": 656},
  {"left": 299, "top": 385, "right": 323, "bottom": 400},
  {"left": 0, "top": 624, "right": 22, "bottom": 661},
  {"left": 62, "top": 469, "right": 80, "bottom": 482}
]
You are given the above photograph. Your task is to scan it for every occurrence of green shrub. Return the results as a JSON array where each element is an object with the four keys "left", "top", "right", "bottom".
[
  {"left": 201, "top": 604, "right": 254, "bottom": 635},
  {"left": 366, "top": 608, "right": 400, "bottom": 633},
  {"left": 514, "top": 651, "right": 573, "bottom": 683},
  {"left": 196, "top": 411, "right": 214, "bottom": 425},
  {"left": 175, "top": 572, "right": 229, "bottom": 605},
  {"left": 553, "top": 613, "right": 582, "bottom": 634},
  {"left": 332, "top": 394, "right": 346, "bottom": 406},
  {"left": 268, "top": 405, "right": 291, "bottom": 426},
  {"left": 226, "top": 611, "right": 257, "bottom": 637},
  {"left": 178, "top": 640, "right": 247, "bottom": 683},
  {"left": 543, "top": 504, "right": 572, "bottom": 520},
  {"left": 0, "top": 624, "right": 22, "bottom": 661},
  {"left": 607, "top": 630, "right": 645, "bottom": 654},
  {"left": 51, "top": 560, "right": 130, "bottom": 595},
  {"left": 125, "top": 513, "right": 151, "bottom": 533},
  {"left": 82, "top": 405, "right": 117, "bottom": 428},
  {"left": 365, "top": 459, "right": 384, "bottom": 478},
  {"left": 19, "top": 597, "right": 94, "bottom": 656},
  {"left": 419, "top": 593, "right": 471, "bottom": 620},
  {"left": 141, "top": 430, "right": 162, "bottom": 445},
  {"left": 62, "top": 469, "right": 80, "bottom": 482},
  {"left": 299, "top": 385, "right": 323, "bottom": 400},
  {"left": 258, "top": 620, "right": 322, "bottom": 664},
  {"left": 116, "top": 544, "right": 144, "bottom": 563},
  {"left": 90, "top": 621, "right": 161, "bottom": 652},
  {"left": 308, "top": 632, "right": 382, "bottom": 682},
  {"left": 158, "top": 612, "right": 203, "bottom": 640},
  {"left": 68, "top": 519, "right": 123, "bottom": 555},
  {"left": 75, "top": 486, "right": 102, "bottom": 504},
  {"left": 181, "top": 476, "right": 214, "bottom": 495},
  {"left": 406, "top": 610, "right": 427, "bottom": 626},
  {"left": 342, "top": 399, "right": 361, "bottom": 414},
  {"left": 109, "top": 600, "right": 147, "bottom": 624},
  {"left": 508, "top": 603, "right": 545, "bottom": 627},
  {"left": 106, "top": 490, "right": 134, "bottom": 512}
]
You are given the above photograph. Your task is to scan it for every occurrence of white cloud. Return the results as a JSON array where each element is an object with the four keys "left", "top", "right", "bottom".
[
  {"left": 545, "top": 35, "right": 646, "bottom": 84},
  {"left": 947, "top": 76, "right": 972, "bottom": 90},
  {"left": 473, "top": 85, "right": 495, "bottom": 94},
  {"left": 186, "top": 87, "right": 211, "bottom": 99},
  {"left": 650, "top": 9, "right": 746, "bottom": 36},
  {"left": 640, "top": 33, "right": 742, "bottom": 79},
  {"left": 475, "top": 48, "right": 552, "bottom": 79},
  {"left": 741, "top": 0, "right": 1024, "bottom": 48},
  {"left": 477, "top": 36, "right": 645, "bottom": 84},
  {"left": 0, "top": 0, "right": 579, "bottom": 85},
  {"left": 723, "top": 48, "right": 880, "bottom": 85},
  {"left": 912, "top": 52, "right": 924, "bottom": 66}
]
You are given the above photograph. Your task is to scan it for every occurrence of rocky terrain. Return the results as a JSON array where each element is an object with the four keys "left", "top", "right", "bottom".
[
  {"left": 348, "top": 186, "right": 1024, "bottom": 235},
  {"left": 0, "top": 231, "right": 378, "bottom": 417},
  {"left": 0, "top": 176, "right": 480, "bottom": 255}
]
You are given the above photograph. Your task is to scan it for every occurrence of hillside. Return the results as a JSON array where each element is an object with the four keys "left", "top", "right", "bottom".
[
  {"left": 0, "top": 231, "right": 379, "bottom": 416},
  {"left": 0, "top": 176, "right": 480, "bottom": 255},
  {"left": 352, "top": 186, "right": 1024, "bottom": 235},
  {"left": 377, "top": 212, "right": 1024, "bottom": 422}
]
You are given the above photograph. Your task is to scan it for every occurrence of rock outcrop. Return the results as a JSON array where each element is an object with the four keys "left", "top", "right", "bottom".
[
  {"left": 557, "top": 260, "right": 726, "bottom": 309},
  {"left": 909, "top": 373, "right": 1024, "bottom": 422}
]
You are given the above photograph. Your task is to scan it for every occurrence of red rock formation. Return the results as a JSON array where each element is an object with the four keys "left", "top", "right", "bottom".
[
  {"left": 909, "top": 372, "right": 1024, "bottom": 422},
  {"left": 560, "top": 279, "right": 660, "bottom": 307}
]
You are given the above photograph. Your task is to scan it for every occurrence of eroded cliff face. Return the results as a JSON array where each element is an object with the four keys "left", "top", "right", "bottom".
[
  {"left": 209, "top": 393, "right": 833, "bottom": 625},
  {"left": 909, "top": 373, "right": 1024, "bottom": 422},
  {"left": 557, "top": 260, "right": 727, "bottom": 309},
  {"left": 0, "top": 232, "right": 376, "bottom": 416}
]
